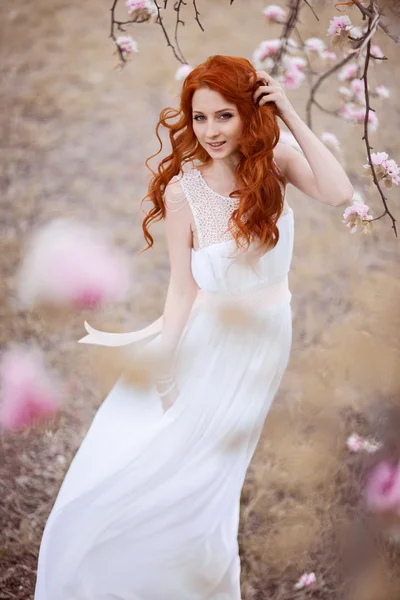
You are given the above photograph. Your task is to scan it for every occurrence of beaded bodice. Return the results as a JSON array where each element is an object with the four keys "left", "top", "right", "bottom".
[
  {"left": 166, "top": 167, "right": 294, "bottom": 293},
  {"left": 176, "top": 168, "right": 291, "bottom": 252}
]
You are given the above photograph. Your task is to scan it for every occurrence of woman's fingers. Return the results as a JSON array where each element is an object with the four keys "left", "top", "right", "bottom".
[
  {"left": 258, "top": 93, "right": 279, "bottom": 106},
  {"left": 253, "top": 84, "right": 278, "bottom": 103}
]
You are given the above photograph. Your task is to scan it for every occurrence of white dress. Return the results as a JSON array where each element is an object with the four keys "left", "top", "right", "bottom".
[{"left": 34, "top": 167, "right": 294, "bottom": 600}]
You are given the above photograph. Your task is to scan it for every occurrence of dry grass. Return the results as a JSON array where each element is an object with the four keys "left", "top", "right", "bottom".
[{"left": 1, "top": 0, "right": 400, "bottom": 598}]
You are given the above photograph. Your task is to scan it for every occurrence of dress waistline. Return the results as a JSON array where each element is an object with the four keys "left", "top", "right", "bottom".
[
  {"left": 78, "top": 276, "right": 291, "bottom": 347},
  {"left": 197, "top": 275, "right": 291, "bottom": 310}
]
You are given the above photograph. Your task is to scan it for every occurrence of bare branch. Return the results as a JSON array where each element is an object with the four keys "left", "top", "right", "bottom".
[
  {"left": 192, "top": 0, "right": 205, "bottom": 32},
  {"left": 360, "top": 4, "right": 397, "bottom": 234},
  {"left": 271, "top": 0, "right": 302, "bottom": 77},
  {"left": 173, "top": 0, "right": 188, "bottom": 63}
]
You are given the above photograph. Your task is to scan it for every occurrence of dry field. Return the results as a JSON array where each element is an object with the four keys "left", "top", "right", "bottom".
[{"left": 1, "top": 0, "right": 400, "bottom": 598}]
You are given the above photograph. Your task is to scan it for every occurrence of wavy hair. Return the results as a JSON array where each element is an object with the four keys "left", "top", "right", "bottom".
[{"left": 140, "top": 55, "right": 286, "bottom": 256}]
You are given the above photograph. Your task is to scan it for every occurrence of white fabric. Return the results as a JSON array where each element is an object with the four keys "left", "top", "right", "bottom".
[{"left": 34, "top": 168, "right": 294, "bottom": 600}]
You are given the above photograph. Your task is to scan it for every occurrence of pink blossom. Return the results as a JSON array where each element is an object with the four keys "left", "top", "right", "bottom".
[
  {"left": 347, "top": 433, "right": 364, "bottom": 452},
  {"left": 125, "top": 0, "right": 158, "bottom": 17},
  {"left": 370, "top": 152, "right": 389, "bottom": 166},
  {"left": 304, "top": 37, "right": 326, "bottom": 54},
  {"left": 280, "top": 131, "right": 302, "bottom": 152},
  {"left": 342, "top": 202, "right": 373, "bottom": 234},
  {"left": 321, "top": 132, "right": 340, "bottom": 151},
  {"left": 349, "top": 26, "right": 364, "bottom": 40},
  {"left": 0, "top": 347, "right": 61, "bottom": 432},
  {"left": 376, "top": 85, "right": 390, "bottom": 98},
  {"left": 338, "top": 62, "right": 359, "bottom": 82},
  {"left": 327, "top": 15, "right": 352, "bottom": 36},
  {"left": 371, "top": 44, "right": 384, "bottom": 58},
  {"left": 364, "top": 153, "right": 400, "bottom": 186},
  {"left": 16, "top": 220, "right": 131, "bottom": 310},
  {"left": 285, "top": 56, "right": 306, "bottom": 70},
  {"left": 263, "top": 5, "right": 287, "bottom": 23},
  {"left": 283, "top": 64, "right": 305, "bottom": 90},
  {"left": 116, "top": 35, "right": 138, "bottom": 54},
  {"left": 384, "top": 159, "right": 400, "bottom": 178},
  {"left": 255, "top": 39, "right": 282, "bottom": 61},
  {"left": 339, "top": 103, "right": 378, "bottom": 131},
  {"left": 321, "top": 50, "right": 337, "bottom": 61},
  {"left": 347, "top": 433, "right": 381, "bottom": 453},
  {"left": 175, "top": 64, "right": 193, "bottom": 81},
  {"left": 350, "top": 78, "right": 365, "bottom": 103},
  {"left": 294, "top": 572, "right": 316, "bottom": 590},
  {"left": 365, "top": 461, "right": 400, "bottom": 513}
]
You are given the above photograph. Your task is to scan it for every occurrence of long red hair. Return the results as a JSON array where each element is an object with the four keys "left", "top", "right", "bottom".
[{"left": 140, "top": 55, "right": 286, "bottom": 256}]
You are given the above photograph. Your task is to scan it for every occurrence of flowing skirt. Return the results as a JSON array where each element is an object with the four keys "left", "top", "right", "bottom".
[{"left": 35, "top": 290, "right": 292, "bottom": 600}]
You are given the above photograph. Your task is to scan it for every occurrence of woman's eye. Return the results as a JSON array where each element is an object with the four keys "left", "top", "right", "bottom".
[{"left": 193, "top": 113, "right": 233, "bottom": 122}]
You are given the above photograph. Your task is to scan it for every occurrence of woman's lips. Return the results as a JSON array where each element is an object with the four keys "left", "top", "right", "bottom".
[{"left": 208, "top": 142, "right": 226, "bottom": 149}]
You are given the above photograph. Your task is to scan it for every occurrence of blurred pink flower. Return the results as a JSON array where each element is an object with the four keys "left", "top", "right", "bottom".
[
  {"left": 175, "top": 64, "right": 193, "bottom": 81},
  {"left": 365, "top": 461, "right": 400, "bottom": 513},
  {"left": 116, "top": 35, "right": 138, "bottom": 54},
  {"left": 0, "top": 346, "right": 61, "bottom": 432},
  {"left": 321, "top": 132, "right": 340, "bottom": 152},
  {"left": 17, "top": 219, "right": 131, "bottom": 309},
  {"left": 347, "top": 433, "right": 381, "bottom": 453},
  {"left": 304, "top": 37, "right": 326, "bottom": 54},
  {"left": 327, "top": 15, "right": 352, "bottom": 36},
  {"left": 338, "top": 62, "right": 359, "bottom": 82},
  {"left": 263, "top": 5, "right": 287, "bottom": 23},
  {"left": 294, "top": 572, "right": 316, "bottom": 590},
  {"left": 125, "top": 0, "right": 157, "bottom": 17},
  {"left": 321, "top": 50, "right": 337, "bottom": 61},
  {"left": 376, "top": 85, "right": 390, "bottom": 99},
  {"left": 339, "top": 103, "right": 378, "bottom": 131},
  {"left": 371, "top": 44, "right": 384, "bottom": 58},
  {"left": 255, "top": 39, "right": 281, "bottom": 61}
]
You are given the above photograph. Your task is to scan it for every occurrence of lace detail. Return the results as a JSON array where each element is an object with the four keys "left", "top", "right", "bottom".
[
  {"left": 179, "top": 169, "right": 239, "bottom": 251},
  {"left": 178, "top": 169, "right": 292, "bottom": 252}
]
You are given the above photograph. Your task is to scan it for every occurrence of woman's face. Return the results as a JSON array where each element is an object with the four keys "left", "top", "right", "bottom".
[{"left": 192, "top": 87, "right": 243, "bottom": 160}]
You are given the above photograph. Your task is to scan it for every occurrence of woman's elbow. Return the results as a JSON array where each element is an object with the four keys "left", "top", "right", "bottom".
[{"left": 331, "top": 184, "right": 355, "bottom": 207}]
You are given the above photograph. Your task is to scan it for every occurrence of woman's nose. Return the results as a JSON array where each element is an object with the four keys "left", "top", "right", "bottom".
[{"left": 206, "top": 121, "right": 219, "bottom": 137}]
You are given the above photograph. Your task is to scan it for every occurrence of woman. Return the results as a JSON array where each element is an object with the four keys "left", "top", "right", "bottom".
[{"left": 35, "top": 55, "right": 353, "bottom": 599}]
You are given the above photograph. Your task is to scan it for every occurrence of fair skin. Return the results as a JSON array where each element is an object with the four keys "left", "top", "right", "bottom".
[{"left": 157, "top": 73, "right": 354, "bottom": 411}]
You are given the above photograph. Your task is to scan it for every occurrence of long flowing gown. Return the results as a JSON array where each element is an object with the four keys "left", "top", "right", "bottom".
[{"left": 34, "top": 167, "right": 294, "bottom": 600}]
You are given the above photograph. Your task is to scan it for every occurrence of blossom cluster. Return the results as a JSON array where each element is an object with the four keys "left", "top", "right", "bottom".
[
  {"left": 347, "top": 433, "right": 381, "bottom": 453},
  {"left": 364, "top": 152, "right": 400, "bottom": 188},
  {"left": 125, "top": 0, "right": 158, "bottom": 19},
  {"left": 116, "top": 35, "right": 138, "bottom": 55}
]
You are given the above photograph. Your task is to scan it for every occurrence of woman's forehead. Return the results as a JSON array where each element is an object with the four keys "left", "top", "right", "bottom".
[{"left": 192, "top": 88, "right": 236, "bottom": 112}]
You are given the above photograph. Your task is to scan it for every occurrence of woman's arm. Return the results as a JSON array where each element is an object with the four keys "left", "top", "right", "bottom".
[
  {"left": 275, "top": 112, "right": 354, "bottom": 207},
  {"left": 253, "top": 70, "right": 354, "bottom": 207},
  {"left": 156, "top": 178, "right": 199, "bottom": 407}
]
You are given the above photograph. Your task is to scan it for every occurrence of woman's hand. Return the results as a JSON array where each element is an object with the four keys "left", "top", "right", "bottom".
[
  {"left": 252, "top": 70, "right": 296, "bottom": 121},
  {"left": 155, "top": 376, "right": 179, "bottom": 413}
]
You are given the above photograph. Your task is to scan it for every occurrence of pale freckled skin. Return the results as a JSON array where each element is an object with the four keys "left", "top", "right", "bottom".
[{"left": 191, "top": 87, "right": 244, "bottom": 193}]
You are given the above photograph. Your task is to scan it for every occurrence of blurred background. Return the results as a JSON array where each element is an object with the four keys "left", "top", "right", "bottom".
[{"left": 1, "top": 0, "right": 399, "bottom": 598}]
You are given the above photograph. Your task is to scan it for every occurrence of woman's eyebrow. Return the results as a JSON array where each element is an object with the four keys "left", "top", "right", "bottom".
[{"left": 192, "top": 108, "right": 235, "bottom": 114}]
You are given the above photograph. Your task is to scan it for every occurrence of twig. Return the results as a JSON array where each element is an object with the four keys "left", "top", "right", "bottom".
[
  {"left": 153, "top": 0, "right": 187, "bottom": 63},
  {"left": 271, "top": 0, "right": 302, "bottom": 77},
  {"left": 306, "top": 52, "right": 356, "bottom": 129},
  {"left": 303, "top": 0, "right": 319, "bottom": 21},
  {"left": 192, "top": 0, "right": 205, "bottom": 31},
  {"left": 173, "top": 0, "right": 188, "bottom": 63},
  {"left": 360, "top": 3, "right": 397, "bottom": 234}
]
